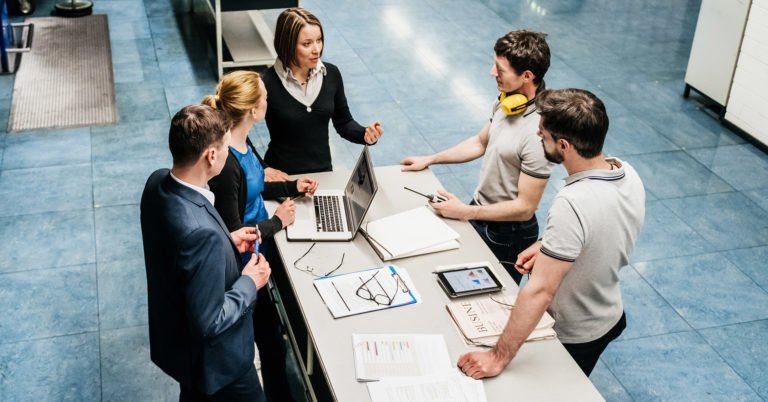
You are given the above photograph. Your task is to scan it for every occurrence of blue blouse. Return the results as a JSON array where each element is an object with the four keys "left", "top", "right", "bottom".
[{"left": 230, "top": 145, "right": 269, "bottom": 259}]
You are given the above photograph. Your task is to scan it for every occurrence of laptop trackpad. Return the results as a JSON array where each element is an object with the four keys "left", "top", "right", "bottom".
[
  {"left": 295, "top": 197, "right": 313, "bottom": 221},
  {"left": 291, "top": 219, "right": 315, "bottom": 234}
]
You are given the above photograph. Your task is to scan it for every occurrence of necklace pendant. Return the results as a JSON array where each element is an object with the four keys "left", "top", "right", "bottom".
[{"left": 306, "top": 106, "right": 312, "bottom": 112}]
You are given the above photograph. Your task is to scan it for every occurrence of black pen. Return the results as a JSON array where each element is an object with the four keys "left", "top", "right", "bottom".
[
  {"left": 332, "top": 282, "right": 350, "bottom": 311},
  {"left": 404, "top": 186, "right": 447, "bottom": 202},
  {"left": 515, "top": 263, "right": 532, "bottom": 273},
  {"left": 503, "top": 260, "right": 531, "bottom": 273}
]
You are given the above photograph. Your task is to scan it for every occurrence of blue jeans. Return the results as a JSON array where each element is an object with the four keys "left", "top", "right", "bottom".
[{"left": 469, "top": 201, "right": 540, "bottom": 285}]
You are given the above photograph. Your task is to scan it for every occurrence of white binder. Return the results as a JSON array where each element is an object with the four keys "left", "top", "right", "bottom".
[{"left": 360, "top": 207, "right": 460, "bottom": 261}]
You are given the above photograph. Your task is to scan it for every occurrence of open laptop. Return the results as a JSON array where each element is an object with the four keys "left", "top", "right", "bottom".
[{"left": 286, "top": 146, "right": 378, "bottom": 241}]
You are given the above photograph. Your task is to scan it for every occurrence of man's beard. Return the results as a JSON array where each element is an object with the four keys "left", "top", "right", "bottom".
[{"left": 543, "top": 146, "right": 564, "bottom": 164}]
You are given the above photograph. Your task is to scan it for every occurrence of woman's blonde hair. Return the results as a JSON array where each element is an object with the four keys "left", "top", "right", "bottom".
[
  {"left": 273, "top": 7, "right": 324, "bottom": 68},
  {"left": 201, "top": 70, "right": 263, "bottom": 125}
]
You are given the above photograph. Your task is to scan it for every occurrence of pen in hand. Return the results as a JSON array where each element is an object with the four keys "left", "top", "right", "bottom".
[
  {"left": 404, "top": 186, "right": 447, "bottom": 203},
  {"left": 502, "top": 260, "right": 532, "bottom": 274},
  {"left": 515, "top": 263, "right": 532, "bottom": 274}
]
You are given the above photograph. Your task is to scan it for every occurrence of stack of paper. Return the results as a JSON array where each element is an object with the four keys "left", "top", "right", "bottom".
[
  {"left": 314, "top": 266, "right": 421, "bottom": 318},
  {"left": 352, "top": 333, "right": 487, "bottom": 402},
  {"left": 446, "top": 294, "right": 556, "bottom": 346},
  {"left": 359, "top": 207, "right": 460, "bottom": 261},
  {"left": 352, "top": 334, "right": 453, "bottom": 381},
  {"left": 367, "top": 373, "right": 487, "bottom": 402}
]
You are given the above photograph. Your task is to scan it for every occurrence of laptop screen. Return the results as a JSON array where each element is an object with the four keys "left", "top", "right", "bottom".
[{"left": 344, "top": 146, "right": 378, "bottom": 233}]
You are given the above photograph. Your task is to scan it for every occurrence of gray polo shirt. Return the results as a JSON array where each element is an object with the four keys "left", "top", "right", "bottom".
[
  {"left": 473, "top": 100, "right": 553, "bottom": 206},
  {"left": 540, "top": 158, "right": 645, "bottom": 344}
]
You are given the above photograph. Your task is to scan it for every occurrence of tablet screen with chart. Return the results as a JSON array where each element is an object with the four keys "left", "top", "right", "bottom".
[{"left": 438, "top": 267, "right": 502, "bottom": 296}]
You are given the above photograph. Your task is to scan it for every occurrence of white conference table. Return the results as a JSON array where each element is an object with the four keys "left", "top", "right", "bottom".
[{"left": 265, "top": 165, "right": 603, "bottom": 402}]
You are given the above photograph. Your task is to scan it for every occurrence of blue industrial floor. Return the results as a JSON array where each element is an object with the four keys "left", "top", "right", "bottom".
[{"left": 1, "top": 0, "right": 767, "bottom": 400}]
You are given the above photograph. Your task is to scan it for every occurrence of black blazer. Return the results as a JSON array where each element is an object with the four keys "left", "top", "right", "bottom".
[
  {"left": 262, "top": 62, "right": 367, "bottom": 174},
  {"left": 208, "top": 139, "right": 301, "bottom": 237},
  {"left": 140, "top": 169, "right": 260, "bottom": 394}
]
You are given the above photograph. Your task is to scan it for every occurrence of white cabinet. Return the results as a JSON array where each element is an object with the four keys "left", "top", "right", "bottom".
[
  {"left": 725, "top": 0, "right": 768, "bottom": 144},
  {"left": 685, "top": 0, "right": 768, "bottom": 147},
  {"left": 684, "top": 0, "right": 751, "bottom": 106}
]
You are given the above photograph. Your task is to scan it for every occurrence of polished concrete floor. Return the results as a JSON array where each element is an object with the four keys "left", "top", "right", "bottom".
[{"left": 1, "top": 0, "right": 768, "bottom": 400}]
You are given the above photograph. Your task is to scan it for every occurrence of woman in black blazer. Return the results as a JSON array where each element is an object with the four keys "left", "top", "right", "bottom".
[{"left": 262, "top": 7, "right": 385, "bottom": 174}]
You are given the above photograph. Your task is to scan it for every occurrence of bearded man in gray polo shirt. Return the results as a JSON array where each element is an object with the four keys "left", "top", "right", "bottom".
[
  {"left": 458, "top": 88, "right": 646, "bottom": 378},
  {"left": 401, "top": 30, "right": 553, "bottom": 285}
]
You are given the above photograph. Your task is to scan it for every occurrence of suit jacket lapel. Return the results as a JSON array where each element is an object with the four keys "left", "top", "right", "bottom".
[
  {"left": 163, "top": 173, "right": 242, "bottom": 260},
  {"left": 203, "top": 202, "right": 241, "bottom": 257}
]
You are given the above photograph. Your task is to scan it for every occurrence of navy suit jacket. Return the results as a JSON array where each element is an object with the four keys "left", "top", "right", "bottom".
[{"left": 140, "top": 169, "right": 259, "bottom": 394}]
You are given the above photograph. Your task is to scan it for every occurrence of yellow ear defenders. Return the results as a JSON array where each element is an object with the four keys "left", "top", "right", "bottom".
[{"left": 499, "top": 92, "right": 534, "bottom": 115}]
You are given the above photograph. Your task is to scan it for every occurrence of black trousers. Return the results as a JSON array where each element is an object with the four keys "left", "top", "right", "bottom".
[
  {"left": 179, "top": 363, "right": 265, "bottom": 402},
  {"left": 562, "top": 312, "right": 627, "bottom": 376},
  {"left": 256, "top": 238, "right": 297, "bottom": 402},
  {"left": 253, "top": 286, "right": 294, "bottom": 402}
]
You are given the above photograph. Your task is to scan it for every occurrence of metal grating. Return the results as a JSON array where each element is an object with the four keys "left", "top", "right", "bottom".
[{"left": 8, "top": 15, "right": 117, "bottom": 132}]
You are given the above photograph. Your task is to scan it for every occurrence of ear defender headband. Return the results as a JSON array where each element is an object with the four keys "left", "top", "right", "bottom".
[
  {"left": 498, "top": 80, "right": 546, "bottom": 116},
  {"left": 499, "top": 92, "right": 534, "bottom": 115}
]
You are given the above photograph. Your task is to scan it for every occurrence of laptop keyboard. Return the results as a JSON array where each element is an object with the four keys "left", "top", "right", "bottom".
[{"left": 314, "top": 195, "right": 344, "bottom": 232}]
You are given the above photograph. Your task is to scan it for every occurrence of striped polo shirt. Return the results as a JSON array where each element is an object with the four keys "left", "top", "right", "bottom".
[
  {"left": 540, "top": 158, "right": 645, "bottom": 344},
  {"left": 473, "top": 99, "right": 553, "bottom": 206}
]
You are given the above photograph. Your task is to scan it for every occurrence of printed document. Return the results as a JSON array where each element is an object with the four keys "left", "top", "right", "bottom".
[
  {"left": 352, "top": 334, "right": 453, "bottom": 381},
  {"left": 314, "top": 266, "right": 420, "bottom": 318},
  {"left": 367, "top": 373, "right": 487, "bottom": 402},
  {"left": 446, "top": 294, "right": 556, "bottom": 346}
]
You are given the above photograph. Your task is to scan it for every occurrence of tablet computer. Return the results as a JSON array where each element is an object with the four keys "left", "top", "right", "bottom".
[{"left": 436, "top": 265, "right": 503, "bottom": 298}]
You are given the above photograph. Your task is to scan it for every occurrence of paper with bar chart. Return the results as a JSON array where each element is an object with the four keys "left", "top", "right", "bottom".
[{"left": 352, "top": 334, "right": 452, "bottom": 381}]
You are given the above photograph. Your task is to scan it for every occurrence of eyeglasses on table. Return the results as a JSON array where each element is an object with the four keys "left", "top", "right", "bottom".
[
  {"left": 292, "top": 243, "right": 345, "bottom": 278},
  {"left": 354, "top": 269, "right": 410, "bottom": 306}
]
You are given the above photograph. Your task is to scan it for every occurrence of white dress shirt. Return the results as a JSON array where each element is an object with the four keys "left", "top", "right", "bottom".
[
  {"left": 273, "top": 59, "right": 326, "bottom": 112},
  {"left": 170, "top": 171, "right": 216, "bottom": 206}
]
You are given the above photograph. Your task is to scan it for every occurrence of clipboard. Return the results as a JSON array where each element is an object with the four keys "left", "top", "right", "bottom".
[{"left": 313, "top": 265, "right": 419, "bottom": 318}]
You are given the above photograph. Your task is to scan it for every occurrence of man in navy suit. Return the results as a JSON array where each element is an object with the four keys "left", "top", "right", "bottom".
[{"left": 141, "top": 105, "right": 271, "bottom": 401}]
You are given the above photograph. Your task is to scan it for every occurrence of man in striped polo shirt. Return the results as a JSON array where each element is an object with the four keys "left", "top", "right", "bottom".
[{"left": 458, "top": 88, "right": 646, "bottom": 378}]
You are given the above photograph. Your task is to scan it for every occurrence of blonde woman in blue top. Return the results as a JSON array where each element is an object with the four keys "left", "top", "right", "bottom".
[{"left": 203, "top": 70, "right": 317, "bottom": 402}]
